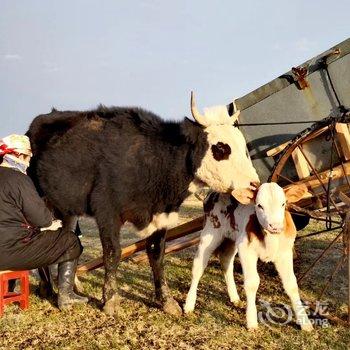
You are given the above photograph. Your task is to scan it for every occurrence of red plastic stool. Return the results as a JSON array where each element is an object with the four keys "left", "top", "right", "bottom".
[{"left": 0, "top": 270, "right": 29, "bottom": 316}]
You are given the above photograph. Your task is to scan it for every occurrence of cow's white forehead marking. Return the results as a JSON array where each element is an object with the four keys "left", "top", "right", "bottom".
[
  {"left": 133, "top": 212, "right": 179, "bottom": 238},
  {"left": 255, "top": 183, "right": 286, "bottom": 233},
  {"left": 202, "top": 105, "right": 233, "bottom": 125},
  {"left": 256, "top": 183, "right": 286, "bottom": 206}
]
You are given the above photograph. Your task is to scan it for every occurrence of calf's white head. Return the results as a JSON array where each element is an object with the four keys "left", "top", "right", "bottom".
[
  {"left": 189, "top": 92, "right": 259, "bottom": 193},
  {"left": 232, "top": 182, "right": 308, "bottom": 234}
]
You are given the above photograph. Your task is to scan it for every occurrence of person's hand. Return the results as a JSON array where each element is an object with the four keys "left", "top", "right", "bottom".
[{"left": 40, "top": 219, "right": 63, "bottom": 231}]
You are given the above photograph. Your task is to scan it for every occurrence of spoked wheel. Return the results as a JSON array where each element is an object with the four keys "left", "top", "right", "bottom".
[{"left": 269, "top": 114, "right": 350, "bottom": 323}]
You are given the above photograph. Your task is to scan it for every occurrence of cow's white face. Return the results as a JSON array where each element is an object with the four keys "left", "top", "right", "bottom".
[
  {"left": 255, "top": 183, "right": 286, "bottom": 233},
  {"left": 232, "top": 182, "right": 308, "bottom": 234},
  {"left": 189, "top": 95, "right": 260, "bottom": 193},
  {"left": 195, "top": 123, "right": 259, "bottom": 192}
]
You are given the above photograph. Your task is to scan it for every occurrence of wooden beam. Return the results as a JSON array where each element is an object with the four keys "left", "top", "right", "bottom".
[
  {"left": 302, "top": 126, "right": 329, "bottom": 143},
  {"left": 284, "top": 161, "right": 350, "bottom": 191},
  {"left": 282, "top": 162, "right": 350, "bottom": 210},
  {"left": 131, "top": 234, "right": 201, "bottom": 263},
  {"left": 266, "top": 126, "right": 329, "bottom": 158},
  {"left": 338, "top": 191, "right": 350, "bottom": 207},
  {"left": 335, "top": 123, "right": 350, "bottom": 160},
  {"left": 266, "top": 140, "right": 291, "bottom": 157},
  {"left": 292, "top": 147, "right": 311, "bottom": 179},
  {"left": 77, "top": 216, "right": 204, "bottom": 274}
]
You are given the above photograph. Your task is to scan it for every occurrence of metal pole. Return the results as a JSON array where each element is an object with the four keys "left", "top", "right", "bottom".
[{"left": 347, "top": 212, "right": 350, "bottom": 325}]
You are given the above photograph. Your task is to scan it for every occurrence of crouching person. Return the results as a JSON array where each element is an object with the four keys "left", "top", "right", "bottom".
[{"left": 0, "top": 134, "right": 87, "bottom": 309}]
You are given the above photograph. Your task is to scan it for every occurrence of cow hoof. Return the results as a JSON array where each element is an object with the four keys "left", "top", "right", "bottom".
[
  {"left": 74, "top": 275, "right": 84, "bottom": 294},
  {"left": 103, "top": 294, "right": 120, "bottom": 316},
  {"left": 183, "top": 302, "right": 194, "bottom": 314},
  {"left": 38, "top": 281, "right": 54, "bottom": 299},
  {"left": 232, "top": 300, "right": 244, "bottom": 308},
  {"left": 301, "top": 323, "right": 314, "bottom": 332},
  {"left": 163, "top": 298, "right": 182, "bottom": 316},
  {"left": 247, "top": 325, "right": 259, "bottom": 332}
]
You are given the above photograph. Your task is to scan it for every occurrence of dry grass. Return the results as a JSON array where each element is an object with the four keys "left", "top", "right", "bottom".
[{"left": 0, "top": 196, "right": 349, "bottom": 350}]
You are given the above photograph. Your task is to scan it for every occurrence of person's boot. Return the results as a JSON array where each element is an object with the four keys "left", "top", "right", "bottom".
[
  {"left": 38, "top": 266, "right": 54, "bottom": 298},
  {"left": 57, "top": 259, "right": 88, "bottom": 310}
]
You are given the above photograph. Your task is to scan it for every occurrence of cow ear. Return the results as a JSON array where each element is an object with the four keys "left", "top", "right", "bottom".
[
  {"left": 284, "top": 184, "right": 308, "bottom": 203},
  {"left": 182, "top": 117, "right": 204, "bottom": 144},
  {"left": 249, "top": 181, "right": 260, "bottom": 190},
  {"left": 231, "top": 187, "right": 256, "bottom": 205}
]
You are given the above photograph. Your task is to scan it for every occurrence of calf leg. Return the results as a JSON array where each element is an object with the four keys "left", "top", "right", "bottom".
[
  {"left": 146, "top": 229, "right": 182, "bottom": 316},
  {"left": 184, "top": 230, "right": 223, "bottom": 313},
  {"left": 96, "top": 215, "right": 122, "bottom": 315},
  {"left": 238, "top": 246, "right": 259, "bottom": 330},
  {"left": 217, "top": 239, "right": 240, "bottom": 304},
  {"left": 274, "top": 251, "right": 313, "bottom": 331}
]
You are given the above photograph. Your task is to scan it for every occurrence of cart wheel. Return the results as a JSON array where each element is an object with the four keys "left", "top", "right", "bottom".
[
  {"left": 269, "top": 116, "right": 350, "bottom": 228},
  {"left": 269, "top": 116, "right": 350, "bottom": 322}
]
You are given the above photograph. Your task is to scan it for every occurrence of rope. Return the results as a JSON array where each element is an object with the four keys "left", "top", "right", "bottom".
[
  {"left": 320, "top": 58, "right": 346, "bottom": 114},
  {"left": 235, "top": 121, "right": 319, "bottom": 127}
]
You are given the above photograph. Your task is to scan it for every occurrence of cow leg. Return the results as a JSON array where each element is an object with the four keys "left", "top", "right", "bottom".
[
  {"left": 274, "top": 251, "right": 313, "bottom": 331},
  {"left": 184, "top": 230, "right": 223, "bottom": 313},
  {"left": 96, "top": 215, "right": 122, "bottom": 315},
  {"left": 146, "top": 229, "right": 182, "bottom": 316},
  {"left": 217, "top": 239, "right": 240, "bottom": 305},
  {"left": 238, "top": 246, "right": 260, "bottom": 330}
]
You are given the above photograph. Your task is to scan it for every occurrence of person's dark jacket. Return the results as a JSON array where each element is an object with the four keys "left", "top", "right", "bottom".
[
  {"left": 0, "top": 166, "right": 82, "bottom": 270},
  {"left": 0, "top": 166, "right": 52, "bottom": 249}
]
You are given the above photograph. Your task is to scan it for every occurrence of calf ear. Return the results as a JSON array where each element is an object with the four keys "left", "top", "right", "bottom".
[
  {"left": 284, "top": 211, "right": 297, "bottom": 237},
  {"left": 284, "top": 184, "right": 308, "bottom": 203},
  {"left": 231, "top": 188, "right": 256, "bottom": 205}
]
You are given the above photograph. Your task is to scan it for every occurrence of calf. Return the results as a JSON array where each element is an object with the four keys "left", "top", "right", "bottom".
[{"left": 184, "top": 182, "right": 313, "bottom": 331}]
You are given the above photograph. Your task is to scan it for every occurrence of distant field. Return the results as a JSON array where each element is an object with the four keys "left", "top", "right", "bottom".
[{"left": 0, "top": 196, "right": 349, "bottom": 350}]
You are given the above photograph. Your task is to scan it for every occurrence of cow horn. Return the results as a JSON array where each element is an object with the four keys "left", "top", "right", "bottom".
[
  {"left": 191, "top": 91, "right": 209, "bottom": 127},
  {"left": 232, "top": 100, "right": 241, "bottom": 121},
  {"left": 230, "top": 100, "right": 241, "bottom": 122}
]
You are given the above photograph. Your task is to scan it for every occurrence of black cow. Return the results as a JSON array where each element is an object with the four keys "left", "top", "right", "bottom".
[{"left": 26, "top": 93, "right": 259, "bottom": 315}]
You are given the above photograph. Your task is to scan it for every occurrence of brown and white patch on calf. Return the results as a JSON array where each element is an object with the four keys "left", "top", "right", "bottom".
[
  {"left": 203, "top": 192, "right": 220, "bottom": 215},
  {"left": 222, "top": 196, "right": 239, "bottom": 231},
  {"left": 245, "top": 214, "right": 265, "bottom": 242}
]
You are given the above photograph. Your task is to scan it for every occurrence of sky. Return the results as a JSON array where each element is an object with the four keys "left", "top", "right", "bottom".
[{"left": 0, "top": 0, "right": 349, "bottom": 136}]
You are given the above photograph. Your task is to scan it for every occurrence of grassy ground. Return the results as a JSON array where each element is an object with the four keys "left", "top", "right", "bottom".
[{"left": 0, "top": 196, "right": 349, "bottom": 350}]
